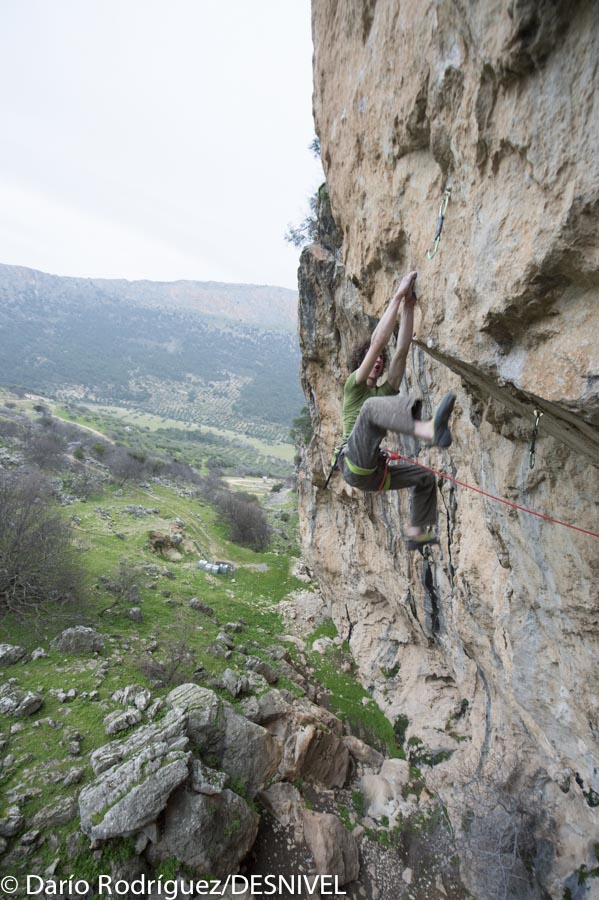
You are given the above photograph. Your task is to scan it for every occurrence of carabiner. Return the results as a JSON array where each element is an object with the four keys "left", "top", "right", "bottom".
[{"left": 426, "top": 187, "right": 452, "bottom": 259}]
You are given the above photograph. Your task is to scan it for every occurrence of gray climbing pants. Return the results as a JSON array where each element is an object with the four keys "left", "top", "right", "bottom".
[{"left": 340, "top": 393, "right": 437, "bottom": 528}]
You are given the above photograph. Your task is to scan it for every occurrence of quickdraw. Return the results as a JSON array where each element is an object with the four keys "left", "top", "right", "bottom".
[
  {"left": 529, "top": 408, "right": 543, "bottom": 469},
  {"left": 324, "top": 443, "right": 345, "bottom": 489},
  {"left": 426, "top": 186, "right": 452, "bottom": 259}
]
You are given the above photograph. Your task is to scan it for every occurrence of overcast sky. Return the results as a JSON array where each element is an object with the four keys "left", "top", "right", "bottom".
[{"left": 0, "top": 0, "right": 322, "bottom": 289}]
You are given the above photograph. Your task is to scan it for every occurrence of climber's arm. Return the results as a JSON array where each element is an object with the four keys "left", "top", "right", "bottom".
[
  {"left": 387, "top": 288, "right": 417, "bottom": 391},
  {"left": 355, "top": 271, "right": 417, "bottom": 385}
]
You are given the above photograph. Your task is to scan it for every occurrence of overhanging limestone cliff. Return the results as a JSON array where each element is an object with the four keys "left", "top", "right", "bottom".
[{"left": 298, "top": 2, "right": 599, "bottom": 896}]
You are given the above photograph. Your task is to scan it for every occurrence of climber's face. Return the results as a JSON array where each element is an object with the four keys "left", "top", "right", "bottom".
[{"left": 367, "top": 355, "right": 385, "bottom": 385}]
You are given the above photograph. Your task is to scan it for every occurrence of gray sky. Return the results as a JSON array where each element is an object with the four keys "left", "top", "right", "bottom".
[{"left": 0, "top": 0, "right": 322, "bottom": 289}]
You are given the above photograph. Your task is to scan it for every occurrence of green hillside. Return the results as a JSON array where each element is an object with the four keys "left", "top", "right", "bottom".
[
  {"left": 0, "top": 263, "right": 303, "bottom": 443},
  {"left": 0, "top": 391, "right": 413, "bottom": 887}
]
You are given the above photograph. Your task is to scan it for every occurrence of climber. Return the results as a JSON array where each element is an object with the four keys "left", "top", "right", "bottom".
[{"left": 338, "top": 270, "right": 456, "bottom": 550}]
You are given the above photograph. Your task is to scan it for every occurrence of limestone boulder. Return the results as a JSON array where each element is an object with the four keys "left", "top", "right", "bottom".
[
  {"left": 166, "top": 683, "right": 281, "bottom": 797},
  {"left": 302, "top": 809, "right": 359, "bottom": 885},
  {"left": 343, "top": 735, "right": 384, "bottom": 771},
  {"left": 257, "top": 782, "right": 305, "bottom": 842},
  {"left": 79, "top": 745, "right": 191, "bottom": 841},
  {"left": 280, "top": 722, "right": 350, "bottom": 789},
  {"left": 240, "top": 688, "right": 290, "bottom": 725},
  {"left": 190, "top": 758, "right": 227, "bottom": 796},
  {"left": 146, "top": 786, "right": 259, "bottom": 878},
  {"left": 111, "top": 685, "right": 151, "bottom": 711},
  {"left": 50, "top": 626, "right": 104, "bottom": 654},
  {"left": 0, "top": 644, "right": 26, "bottom": 667},
  {"left": 0, "top": 686, "right": 43, "bottom": 717},
  {"left": 0, "top": 807, "right": 24, "bottom": 838},
  {"left": 90, "top": 707, "right": 188, "bottom": 776},
  {"left": 103, "top": 707, "right": 143, "bottom": 735},
  {"left": 245, "top": 656, "right": 278, "bottom": 685}
]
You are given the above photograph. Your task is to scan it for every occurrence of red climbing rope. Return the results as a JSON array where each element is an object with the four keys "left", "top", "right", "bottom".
[{"left": 381, "top": 451, "right": 599, "bottom": 539}]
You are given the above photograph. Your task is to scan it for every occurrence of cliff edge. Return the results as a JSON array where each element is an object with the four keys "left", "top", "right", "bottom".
[{"left": 298, "top": 2, "right": 599, "bottom": 896}]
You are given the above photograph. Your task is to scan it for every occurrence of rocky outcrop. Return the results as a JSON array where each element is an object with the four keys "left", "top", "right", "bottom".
[
  {"left": 166, "top": 683, "right": 281, "bottom": 797},
  {"left": 50, "top": 626, "right": 104, "bottom": 654},
  {"left": 146, "top": 787, "right": 259, "bottom": 879},
  {"left": 79, "top": 706, "right": 191, "bottom": 841},
  {"left": 300, "top": 2, "right": 599, "bottom": 896},
  {"left": 303, "top": 810, "right": 360, "bottom": 885},
  {"left": 0, "top": 644, "right": 25, "bottom": 667}
]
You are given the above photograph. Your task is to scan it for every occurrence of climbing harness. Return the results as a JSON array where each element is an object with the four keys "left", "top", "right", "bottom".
[
  {"left": 528, "top": 408, "right": 544, "bottom": 469},
  {"left": 377, "top": 450, "right": 599, "bottom": 539},
  {"left": 377, "top": 449, "right": 397, "bottom": 492},
  {"left": 426, "top": 186, "right": 452, "bottom": 259}
]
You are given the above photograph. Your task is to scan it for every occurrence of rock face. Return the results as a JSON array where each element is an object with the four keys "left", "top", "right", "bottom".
[{"left": 301, "top": 2, "right": 599, "bottom": 896}]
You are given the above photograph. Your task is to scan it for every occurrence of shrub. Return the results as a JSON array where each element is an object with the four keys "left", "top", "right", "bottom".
[
  {"left": 214, "top": 489, "right": 271, "bottom": 551},
  {"left": 105, "top": 445, "right": 147, "bottom": 485},
  {"left": 136, "top": 639, "right": 195, "bottom": 687},
  {"left": 24, "top": 428, "right": 67, "bottom": 470},
  {"left": 452, "top": 757, "right": 552, "bottom": 900},
  {"left": 0, "top": 472, "right": 86, "bottom": 618},
  {"left": 101, "top": 559, "right": 145, "bottom": 605}
]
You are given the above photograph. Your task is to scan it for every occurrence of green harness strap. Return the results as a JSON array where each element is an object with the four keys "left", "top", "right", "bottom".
[
  {"left": 326, "top": 446, "right": 391, "bottom": 491},
  {"left": 344, "top": 456, "right": 377, "bottom": 476}
]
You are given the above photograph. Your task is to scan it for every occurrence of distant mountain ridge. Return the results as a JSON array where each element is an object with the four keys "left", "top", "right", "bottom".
[
  {"left": 0, "top": 263, "right": 297, "bottom": 331},
  {"left": 0, "top": 263, "right": 303, "bottom": 442}
]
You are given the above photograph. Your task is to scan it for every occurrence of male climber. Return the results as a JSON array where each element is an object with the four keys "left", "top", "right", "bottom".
[{"left": 338, "top": 270, "right": 455, "bottom": 550}]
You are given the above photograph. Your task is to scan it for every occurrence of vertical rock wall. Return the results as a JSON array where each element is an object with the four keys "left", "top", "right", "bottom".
[{"left": 299, "top": 2, "right": 599, "bottom": 895}]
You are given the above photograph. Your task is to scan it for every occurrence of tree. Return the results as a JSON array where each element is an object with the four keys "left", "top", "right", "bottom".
[
  {"left": 24, "top": 428, "right": 67, "bottom": 470},
  {"left": 290, "top": 406, "right": 313, "bottom": 466},
  {"left": 0, "top": 472, "right": 86, "bottom": 618},
  {"left": 290, "top": 406, "right": 313, "bottom": 446},
  {"left": 284, "top": 189, "right": 321, "bottom": 249}
]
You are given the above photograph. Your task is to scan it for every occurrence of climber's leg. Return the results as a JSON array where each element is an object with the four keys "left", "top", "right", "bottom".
[
  {"left": 345, "top": 394, "right": 420, "bottom": 470},
  {"left": 387, "top": 463, "right": 438, "bottom": 530}
]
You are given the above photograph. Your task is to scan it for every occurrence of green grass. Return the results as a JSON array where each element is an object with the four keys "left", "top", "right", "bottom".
[
  {"left": 51, "top": 399, "right": 294, "bottom": 478},
  {"left": 0, "top": 455, "right": 307, "bottom": 871},
  {"left": 305, "top": 622, "right": 405, "bottom": 758},
  {"left": 0, "top": 390, "right": 408, "bottom": 882}
]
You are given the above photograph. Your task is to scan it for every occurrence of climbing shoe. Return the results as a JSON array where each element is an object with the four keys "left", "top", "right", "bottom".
[
  {"left": 405, "top": 529, "right": 439, "bottom": 551},
  {"left": 432, "top": 392, "right": 456, "bottom": 448}
]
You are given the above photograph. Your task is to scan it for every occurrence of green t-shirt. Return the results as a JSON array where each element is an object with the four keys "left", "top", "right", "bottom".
[{"left": 342, "top": 371, "right": 397, "bottom": 441}]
